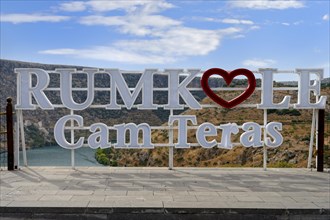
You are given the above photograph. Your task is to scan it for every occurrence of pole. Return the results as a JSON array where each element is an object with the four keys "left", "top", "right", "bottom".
[
  {"left": 315, "top": 110, "right": 319, "bottom": 169},
  {"left": 14, "top": 121, "right": 19, "bottom": 169},
  {"left": 19, "top": 110, "right": 27, "bottom": 166},
  {"left": 307, "top": 109, "right": 316, "bottom": 169},
  {"left": 317, "top": 109, "right": 324, "bottom": 172},
  {"left": 6, "top": 98, "right": 14, "bottom": 171},
  {"left": 263, "top": 109, "right": 267, "bottom": 171},
  {"left": 71, "top": 109, "right": 75, "bottom": 169},
  {"left": 169, "top": 109, "right": 173, "bottom": 170}
]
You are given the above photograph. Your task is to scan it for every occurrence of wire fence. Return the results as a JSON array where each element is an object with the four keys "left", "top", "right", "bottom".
[{"left": 14, "top": 97, "right": 329, "bottom": 168}]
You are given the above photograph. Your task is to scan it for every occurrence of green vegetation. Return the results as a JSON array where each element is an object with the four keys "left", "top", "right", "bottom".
[
  {"left": 95, "top": 148, "right": 118, "bottom": 166},
  {"left": 268, "top": 109, "right": 301, "bottom": 116},
  {"left": 269, "top": 161, "right": 294, "bottom": 168}
]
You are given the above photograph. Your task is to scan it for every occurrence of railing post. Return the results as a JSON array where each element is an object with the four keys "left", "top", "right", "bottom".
[
  {"left": 6, "top": 97, "right": 14, "bottom": 171},
  {"left": 317, "top": 109, "right": 324, "bottom": 172}
]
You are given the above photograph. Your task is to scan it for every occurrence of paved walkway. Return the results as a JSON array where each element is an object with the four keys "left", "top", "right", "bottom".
[
  {"left": 1, "top": 167, "right": 329, "bottom": 209},
  {"left": 0, "top": 167, "right": 329, "bottom": 219}
]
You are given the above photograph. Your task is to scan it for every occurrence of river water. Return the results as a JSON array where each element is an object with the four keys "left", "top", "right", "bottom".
[{"left": 17, "top": 146, "right": 102, "bottom": 166}]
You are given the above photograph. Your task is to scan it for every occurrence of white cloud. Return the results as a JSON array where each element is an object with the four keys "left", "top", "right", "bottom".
[
  {"left": 233, "top": 34, "right": 245, "bottom": 39},
  {"left": 75, "top": 0, "right": 181, "bottom": 37},
  {"left": 0, "top": 13, "right": 70, "bottom": 24},
  {"left": 115, "top": 27, "right": 239, "bottom": 57},
  {"left": 59, "top": 0, "right": 174, "bottom": 13},
  {"left": 40, "top": 46, "right": 175, "bottom": 64},
  {"left": 193, "top": 17, "right": 254, "bottom": 25},
  {"left": 40, "top": 48, "right": 78, "bottom": 55},
  {"left": 281, "top": 20, "right": 303, "bottom": 26},
  {"left": 293, "top": 20, "right": 303, "bottom": 25},
  {"left": 249, "top": 25, "right": 260, "bottom": 30},
  {"left": 79, "top": 14, "right": 181, "bottom": 36},
  {"left": 323, "top": 14, "right": 329, "bottom": 21},
  {"left": 229, "top": 0, "right": 304, "bottom": 10},
  {"left": 40, "top": 0, "right": 251, "bottom": 64},
  {"left": 40, "top": 27, "right": 240, "bottom": 64},
  {"left": 79, "top": 15, "right": 127, "bottom": 26},
  {"left": 242, "top": 59, "right": 277, "bottom": 68},
  {"left": 221, "top": 18, "right": 254, "bottom": 25},
  {"left": 59, "top": 1, "right": 86, "bottom": 12}
]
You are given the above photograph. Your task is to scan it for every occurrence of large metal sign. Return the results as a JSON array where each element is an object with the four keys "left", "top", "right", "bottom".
[{"left": 14, "top": 68, "right": 327, "bottom": 169}]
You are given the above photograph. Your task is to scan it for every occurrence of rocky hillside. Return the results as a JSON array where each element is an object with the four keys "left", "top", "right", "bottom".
[{"left": 96, "top": 88, "right": 329, "bottom": 168}]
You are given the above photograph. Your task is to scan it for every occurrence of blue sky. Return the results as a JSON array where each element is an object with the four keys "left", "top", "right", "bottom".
[{"left": 1, "top": 0, "right": 329, "bottom": 80}]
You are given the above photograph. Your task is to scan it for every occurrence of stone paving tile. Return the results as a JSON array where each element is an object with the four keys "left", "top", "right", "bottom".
[
  {"left": 188, "top": 191, "right": 217, "bottom": 196},
  {"left": 292, "top": 196, "right": 329, "bottom": 203},
  {"left": 105, "top": 186, "right": 144, "bottom": 191},
  {"left": 235, "top": 195, "right": 264, "bottom": 202},
  {"left": 195, "top": 195, "right": 220, "bottom": 202},
  {"left": 164, "top": 187, "right": 193, "bottom": 191},
  {"left": 1, "top": 194, "right": 16, "bottom": 201},
  {"left": 226, "top": 202, "right": 285, "bottom": 209},
  {"left": 227, "top": 186, "right": 253, "bottom": 192},
  {"left": 12, "top": 194, "right": 44, "bottom": 201},
  {"left": 253, "top": 192, "right": 282, "bottom": 197},
  {"left": 261, "top": 196, "right": 296, "bottom": 203},
  {"left": 5, "top": 189, "right": 31, "bottom": 196},
  {"left": 29, "top": 189, "right": 58, "bottom": 195},
  {"left": 143, "top": 186, "right": 167, "bottom": 191},
  {"left": 76, "top": 180, "right": 107, "bottom": 185},
  {"left": 108, "top": 182, "right": 134, "bottom": 187},
  {"left": 105, "top": 195, "right": 173, "bottom": 202},
  {"left": 57, "top": 190, "right": 94, "bottom": 195},
  {"left": 0, "top": 200, "right": 12, "bottom": 207},
  {"left": 153, "top": 190, "right": 189, "bottom": 196},
  {"left": 312, "top": 192, "right": 330, "bottom": 197},
  {"left": 114, "top": 200, "right": 163, "bottom": 208},
  {"left": 7, "top": 200, "right": 89, "bottom": 207},
  {"left": 278, "top": 191, "right": 325, "bottom": 197},
  {"left": 127, "top": 191, "right": 154, "bottom": 196},
  {"left": 218, "top": 192, "right": 252, "bottom": 197},
  {"left": 70, "top": 195, "right": 106, "bottom": 201},
  {"left": 94, "top": 190, "right": 127, "bottom": 196},
  {"left": 172, "top": 195, "right": 197, "bottom": 202},
  {"left": 313, "top": 202, "right": 330, "bottom": 209},
  {"left": 105, "top": 196, "right": 145, "bottom": 202},
  {"left": 88, "top": 200, "right": 115, "bottom": 207},
  {"left": 164, "top": 201, "right": 228, "bottom": 208},
  {"left": 39, "top": 195, "right": 73, "bottom": 201},
  {"left": 133, "top": 181, "right": 161, "bottom": 186},
  {"left": 17, "top": 185, "right": 65, "bottom": 191},
  {"left": 281, "top": 201, "right": 320, "bottom": 209},
  {"left": 196, "top": 195, "right": 238, "bottom": 202},
  {"left": 0, "top": 188, "right": 15, "bottom": 195},
  {"left": 141, "top": 196, "right": 174, "bottom": 202}
]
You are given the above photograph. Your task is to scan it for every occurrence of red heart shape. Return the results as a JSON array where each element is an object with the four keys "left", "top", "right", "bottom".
[{"left": 201, "top": 68, "right": 256, "bottom": 108}]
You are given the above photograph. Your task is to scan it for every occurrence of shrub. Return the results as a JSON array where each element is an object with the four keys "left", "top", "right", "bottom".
[{"left": 271, "top": 161, "right": 294, "bottom": 168}]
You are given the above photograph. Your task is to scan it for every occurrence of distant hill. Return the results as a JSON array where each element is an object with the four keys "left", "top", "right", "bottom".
[
  {"left": 322, "top": 77, "right": 330, "bottom": 87},
  {"left": 279, "top": 77, "right": 330, "bottom": 87}
]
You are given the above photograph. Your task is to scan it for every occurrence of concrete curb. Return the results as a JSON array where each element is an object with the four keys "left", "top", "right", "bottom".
[{"left": 1, "top": 207, "right": 329, "bottom": 220}]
